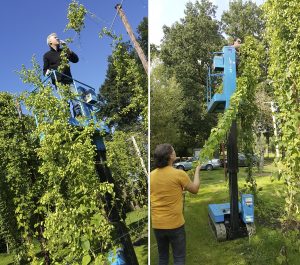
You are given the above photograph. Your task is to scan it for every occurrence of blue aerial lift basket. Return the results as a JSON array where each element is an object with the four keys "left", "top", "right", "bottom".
[
  {"left": 33, "top": 70, "right": 109, "bottom": 151},
  {"left": 207, "top": 46, "right": 237, "bottom": 113}
]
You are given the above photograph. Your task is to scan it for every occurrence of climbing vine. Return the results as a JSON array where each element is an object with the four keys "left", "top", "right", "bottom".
[
  {"left": 18, "top": 58, "right": 116, "bottom": 264},
  {"left": 109, "top": 42, "right": 148, "bottom": 131},
  {"left": 65, "top": 0, "right": 87, "bottom": 34},
  {"left": 0, "top": 2, "right": 146, "bottom": 263},
  {"left": 0, "top": 92, "right": 38, "bottom": 264},
  {"left": 105, "top": 131, "right": 148, "bottom": 211},
  {"left": 237, "top": 37, "right": 264, "bottom": 194},
  {"left": 263, "top": 0, "right": 300, "bottom": 262},
  {"left": 199, "top": 35, "right": 262, "bottom": 193}
]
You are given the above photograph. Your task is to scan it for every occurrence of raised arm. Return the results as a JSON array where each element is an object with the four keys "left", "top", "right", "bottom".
[{"left": 184, "top": 165, "right": 201, "bottom": 194}]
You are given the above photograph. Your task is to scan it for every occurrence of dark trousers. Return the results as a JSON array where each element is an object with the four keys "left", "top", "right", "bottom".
[{"left": 153, "top": 225, "right": 186, "bottom": 265}]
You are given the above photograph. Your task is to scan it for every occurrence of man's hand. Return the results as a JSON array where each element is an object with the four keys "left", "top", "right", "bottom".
[{"left": 45, "top": 69, "right": 51, "bottom": 76}]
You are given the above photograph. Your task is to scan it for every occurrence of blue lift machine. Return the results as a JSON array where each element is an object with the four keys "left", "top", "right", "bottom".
[{"left": 206, "top": 46, "right": 255, "bottom": 241}]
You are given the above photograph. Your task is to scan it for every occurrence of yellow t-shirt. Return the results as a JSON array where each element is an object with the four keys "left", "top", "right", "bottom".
[{"left": 150, "top": 166, "right": 191, "bottom": 229}]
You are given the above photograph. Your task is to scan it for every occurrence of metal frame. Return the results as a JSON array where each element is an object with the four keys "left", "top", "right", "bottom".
[
  {"left": 207, "top": 47, "right": 237, "bottom": 113},
  {"left": 32, "top": 70, "right": 105, "bottom": 131}
]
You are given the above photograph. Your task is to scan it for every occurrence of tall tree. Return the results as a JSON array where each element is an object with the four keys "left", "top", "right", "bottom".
[
  {"left": 150, "top": 61, "right": 185, "bottom": 156},
  {"left": 99, "top": 18, "right": 148, "bottom": 132},
  {"left": 221, "top": 0, "right": 264, "bottom": 41},
  {"left": 137, "top": 17, "right": 148, "bottom": 58},
  {"left": 159, "top": 0, "right": 223, "bottom": 154}
]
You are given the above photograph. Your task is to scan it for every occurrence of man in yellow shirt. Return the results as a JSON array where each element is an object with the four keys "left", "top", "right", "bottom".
[{"left": 150, "top": 144, "right": 201, "bottom": 265}]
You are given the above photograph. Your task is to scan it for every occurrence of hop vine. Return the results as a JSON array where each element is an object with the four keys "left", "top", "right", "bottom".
[{"left": 65, "top": 0, "right": 87, "bottom": 34}]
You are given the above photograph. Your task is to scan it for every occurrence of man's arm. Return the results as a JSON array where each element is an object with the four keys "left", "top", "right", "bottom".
[
  {"left": 67, "top": 50, "right": 79, "bottom": 63},
  {"left": 184, "top": 165, "right": 201, "bottom": 194}
]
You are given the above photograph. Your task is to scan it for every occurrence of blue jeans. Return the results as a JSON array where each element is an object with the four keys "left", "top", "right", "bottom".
[{"left": 153, "top": 225, "right": 186, "bottom": 265}]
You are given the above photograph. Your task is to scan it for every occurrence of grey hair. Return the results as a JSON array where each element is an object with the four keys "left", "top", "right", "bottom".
[{"left": 47, "top": 33, "right": 58, "bottom": 46}]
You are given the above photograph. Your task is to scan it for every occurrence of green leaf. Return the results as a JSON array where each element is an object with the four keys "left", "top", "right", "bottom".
[
  {"left": 81, "top": 239, "right": 90, "bottom": 251},
  {"left": 82, "top": 254, "right": 91, "bottom": 265}
]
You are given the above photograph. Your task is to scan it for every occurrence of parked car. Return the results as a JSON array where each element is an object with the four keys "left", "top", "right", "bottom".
[
  {"left": 220, "top": 153, "right": 259, "bottom": 167},
  {"left": 173, "top": 157, "right": 221, "bottom": 171}
]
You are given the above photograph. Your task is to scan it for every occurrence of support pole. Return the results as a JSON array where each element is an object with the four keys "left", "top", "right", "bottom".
[
  {"left": 115, "top": 4, "right": 148, "bottom": 74},
  {"left": 270, "top": 101, "right": 280, "bottom": 158},
  {"left": 15, "top": 100, "right": 22, "bottom": 119},
  {"left": 95, "top": 147, "right": 139, "bottom": 265},
  {"left": 221, "top": 142, "right": 227, "bottom": 181},
  {"left": 227, "top": 120, "right": 240, "bottom": 239},
  {"left": 131, "top": 136, "right": 148, "bottom": 178}
]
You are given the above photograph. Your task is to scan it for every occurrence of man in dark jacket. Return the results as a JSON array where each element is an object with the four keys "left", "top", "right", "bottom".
[
  {"left": 232, "top": 37, "right": 241, "bottom": 75},
  {"left": 43, "top": 33, "right": 79, "bottom": 84}
]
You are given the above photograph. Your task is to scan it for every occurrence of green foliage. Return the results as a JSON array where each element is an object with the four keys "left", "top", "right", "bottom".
[
  {"left": 199, "top": 89, "right": 241, "bottom": 162},
  {"left": 99, "top": 39, "right": 148, "bottom": 131},
  {"left": 221, "top": 0, "right": 271, "bottom": 192},
  {"left": 99, "top": 27, "right": 120, "bottom": 41},
  {"left": 65, "top": 0, "right": 87, "bottom": 34},
  {"left": 238, "top": 36, "right": 264, "bottom": 194},
  {"left": 264, "top": 0, "right": 300, "bottom": 224},
  {"left": 137, "top": 17, "right": 148, "bottom": 58},
  {"left": 199, "top": 36, "right": 262, "bottom": 184},
  {"left": 111, "top": 42, "right": 147, "bottom": 130},
  {"left": 263, "top": 0, "right": 300, "bottom": 261},
  {"left": 18, "top": 58, "right": 116, "bottom": 263},
  {"left": 0, "top": 92, "right": 38, "bottom": 264},
  {"left": 150, "top": 62, "right": 185, "bottom": 155},
  {"left": 159, "top": 0, "right": 223, "bottom": 153},
  {"left": 98, "top": 18, "right": 148, "bottom": 132},
  {"left": 221, "top": 0, "right": 264, "bottom": 41},
  {"left": 105, "top": 131, "right": 148, "bottom": 211}
]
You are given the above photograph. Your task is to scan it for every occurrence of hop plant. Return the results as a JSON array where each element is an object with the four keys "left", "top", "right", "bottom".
[{"left": 65, "top": 0, "right": 87, "bottom": 34}]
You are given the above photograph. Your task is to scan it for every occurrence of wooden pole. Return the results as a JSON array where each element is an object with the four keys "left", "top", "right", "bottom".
[
  {"left": 15, "top": 100, "right": 22, "bottom": 119},
  {"left": 115, "top": 4, "right": 148, "bottom": 74},
  {"left": 270, "top": 101, "right": 280, "bottom": 158},
  {"left": 131, "top": 136, "right": 148, "bottom": 177}
]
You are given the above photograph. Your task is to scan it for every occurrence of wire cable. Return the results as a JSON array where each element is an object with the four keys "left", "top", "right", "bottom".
[{"left": 109, "top": 0, "right": 125, "bottom": 32}]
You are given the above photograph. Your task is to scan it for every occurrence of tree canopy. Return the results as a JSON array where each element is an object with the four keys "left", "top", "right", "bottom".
[{"left": 99, "top": 18, "right": 148, "bottom": 132}]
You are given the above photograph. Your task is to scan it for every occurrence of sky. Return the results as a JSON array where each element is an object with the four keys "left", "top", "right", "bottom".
[
  {"left": 0, "top": 0, "right": 147, "bottom": 95},
  {"left": 149, "top": 0, "right": 265, "bottom": 45}
]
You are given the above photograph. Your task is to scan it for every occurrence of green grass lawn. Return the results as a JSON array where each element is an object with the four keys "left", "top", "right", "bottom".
[
  {"left": 150, "top": 160, "right": 300, "bottom": 265},
  {"left": 126, "top": 208, "right": 148, "bottom": 265},
  {"left": 0, "top": 208, "right": 148, "bottom": 265},
  {"left": 0, "top": 254, "right": 13, "bottom": 265}
]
